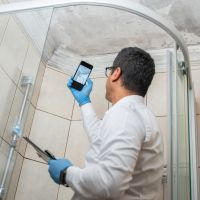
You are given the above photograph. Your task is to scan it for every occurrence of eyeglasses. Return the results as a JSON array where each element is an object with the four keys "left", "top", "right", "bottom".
[{"left": 105, "top": 66, "right": 115, "bottom": 77}]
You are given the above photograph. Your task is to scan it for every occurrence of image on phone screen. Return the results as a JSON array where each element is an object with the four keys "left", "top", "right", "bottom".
[{"left": 73, "top": 64, "right": 91, "bottom": 84}]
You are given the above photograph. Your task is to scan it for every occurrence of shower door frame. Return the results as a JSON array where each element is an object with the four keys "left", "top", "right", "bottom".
[{"left": 0, "top": 0, "right": 197, "bottom": 199}]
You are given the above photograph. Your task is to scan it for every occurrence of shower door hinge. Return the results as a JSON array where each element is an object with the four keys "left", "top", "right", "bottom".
[
  {"left": 162, "top": 174, "right": 167, "bottom": 184},
  {"left": 178, "top": 61, "right": 187, "bottom": 75}
]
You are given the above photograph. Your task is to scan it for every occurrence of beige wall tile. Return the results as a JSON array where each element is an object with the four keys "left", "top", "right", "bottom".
[
  {"left": 0, "top": 140, "right": 10, "bottom": 181},
  {"left": 0, "top": 14, "right": 9, "bottom": 45},
  {"left": 37, "top": 67, "right": 74, "bottom": 119},
  {"left": 65, "top": 121, "right": 89, "bottom": 168},
  {"left": 57, "top": 185, "right": 74, "bottom": 200},
  {"left": 91, "top": 78, "right": 108, "bottom": 118},
  {"left": 20, "top": 44, "right": 41, "bottom": 87},
  {"left": 0, "top": 139, "right": 17, "bottom": 196},
  {"left": 192, "top": 70, "right": 200, "bottom": 114},
  {"left": 15, "top": 159, "right": 59, "bottom": 200},
  {"left": 156, "top": 117, "right": 168, "bottom": 167},
  {"left": 3, "top": 89, "right": 28, "bottom": 146},
  {"left": 25, "top": 109, "right": 70, "bottom": 162},
  {"left": 2, "top": 82, "right": 35, "bottom": 156},
  {"left": 0, "top": 67, "right": 16, "bottom": 137},
  {"left": 147, "top": 73, "right": 167, "bottom": 116},
  {"left": 18, "top": 44, "right": 41, "bottom": 124},
  {"left": 5, "top": 153, "right": 23, "bottom": 200},
  {"left": 31, "top": 61, "right": 46, "bottom": 106},
  {"left": 18, "top": 104, "right": 35, "bottom": 156},
  {"left": 72, "top": 78, "right": 108, "bottom": 120},
  {"left": 0, "top": 17, "right": 29, "bottom": 84}
]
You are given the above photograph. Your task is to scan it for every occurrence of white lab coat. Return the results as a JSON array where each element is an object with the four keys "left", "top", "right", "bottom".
[{"left": 66, "top": 95, "right": 164, "bottom": 200}]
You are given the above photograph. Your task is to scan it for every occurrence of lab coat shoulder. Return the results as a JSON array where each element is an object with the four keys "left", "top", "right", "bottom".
[{"left": 101, "top": 103, "right": 146, "bottom": 142}]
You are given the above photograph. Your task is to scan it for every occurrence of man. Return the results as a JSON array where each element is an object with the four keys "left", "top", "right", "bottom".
[{"left": 48, "top": 47, "right": 164, "bottom": 200}]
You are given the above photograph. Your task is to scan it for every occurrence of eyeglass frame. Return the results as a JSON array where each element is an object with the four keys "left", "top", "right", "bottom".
[{"left": 105, "top": 66, "right": 116, "bottom": 77}]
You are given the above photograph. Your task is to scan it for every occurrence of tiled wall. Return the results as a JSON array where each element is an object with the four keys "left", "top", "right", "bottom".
[
  {"left": 0, "top": 12, "right": 46, "bottom": 200},
  {"left": 15, "top": 66, "right": 109, "bottom": 200}
]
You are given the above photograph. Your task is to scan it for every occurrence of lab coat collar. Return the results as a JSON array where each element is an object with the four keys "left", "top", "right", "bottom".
[{"left": 110, "top": 95, "right": 144, "bottom": 109}]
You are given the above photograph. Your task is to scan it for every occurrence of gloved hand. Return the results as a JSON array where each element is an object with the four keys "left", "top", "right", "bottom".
[
  {"left": 48, "top": 159, "right": 72, "bottom": 184},
  {"left": 67, "top": 78, "right": 93, "bottom": 106}
]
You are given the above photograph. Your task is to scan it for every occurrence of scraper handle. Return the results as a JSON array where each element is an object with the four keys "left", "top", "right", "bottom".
[{"left": 44, "top": 150, "right": 56, "bottom": 160}]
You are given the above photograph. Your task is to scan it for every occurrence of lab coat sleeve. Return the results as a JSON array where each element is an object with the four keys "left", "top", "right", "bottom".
[
  {"left": 81, "top": 103, "right": 102, "bottom": 143},
  {"left": 66, "top": 107, "right": 145, "bottom": 199}
]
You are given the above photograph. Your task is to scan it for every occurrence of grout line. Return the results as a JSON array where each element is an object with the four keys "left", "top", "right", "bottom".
[
  {"left": 70, "top": 119, "right": 83, "bottom": 122},
  {"left": 16, "top": 41, "right": 30, "bottom": 87},
  {"left": 0, "top": 63, "right": 18, "bottom": 86},
  {"left": 47, "top": 65, "right": 71, "bottom": 76},
  {"left": 64, "top": 120, "right": 72, "bottom": 157},
  {"left": 36, "top": 107, "right": 72, "bottom": 121},
  {"left": 13, "top": 153, "right": 24, "bottom": 200},
  {"left": 190, "top": 68, "right": 200, "bottom": 71},
  {"left": 70, "top": 98, "right": 76, "bottom": 121},
  {"left": 34, "top": 64, "right": 47, "bottom": 108},
  {"left": 54, "top": 99, "right": 76, "bottom": 200},
  {"left": 155, "top": 114, "right": 168, "bottom": 117},
  {"left": 63, "top": 99, "right": 76, "bottom": 158},
  {"left": 23, "top": 156, "right": 47, "bottom": 165},
  {"left": 0, "top": 15, "right": 10, "bottom": 46},
  {"left": 1, "top": 85, "right": 18, "bottom": 139}
]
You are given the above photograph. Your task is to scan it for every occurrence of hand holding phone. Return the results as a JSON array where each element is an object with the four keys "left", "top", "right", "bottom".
[
  {"left": 71, "top": 61, "right": 93, "bottom": 91},
  {"left": 67, "top": 77, "right": 93, "bottom": 106}
]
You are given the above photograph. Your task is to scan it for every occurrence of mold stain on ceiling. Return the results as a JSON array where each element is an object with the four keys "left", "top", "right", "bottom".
[{"left": 45, "top": 0, "right": 200, "bottom": 58}]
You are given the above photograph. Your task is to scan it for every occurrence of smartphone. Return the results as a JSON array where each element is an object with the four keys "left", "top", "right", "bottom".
[{"left": 71, "top": 61, "right": 93, "bottom": 91}]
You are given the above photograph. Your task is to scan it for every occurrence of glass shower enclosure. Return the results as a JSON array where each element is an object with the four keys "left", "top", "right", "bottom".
[{"left": 0, "top": 1, "right": 198, "bottom": 200}]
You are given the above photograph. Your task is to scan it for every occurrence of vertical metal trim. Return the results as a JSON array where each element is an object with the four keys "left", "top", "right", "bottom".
[
  {"left": 167, "top": 50, "right": 173, "bottom": 200},
  {"left": 174, "top": 44, "right": 179, "bottom": 200},
  {"left": 188, "top": 88, "right": 198, "bottom": 200}
]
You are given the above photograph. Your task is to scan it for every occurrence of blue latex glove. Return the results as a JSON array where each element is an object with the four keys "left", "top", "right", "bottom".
[
  {"left": 67, "top": 78, "right": 93, "bottom": 106},
  {"left": 48, "top": 159, "right": 72, "bottom": 184}
]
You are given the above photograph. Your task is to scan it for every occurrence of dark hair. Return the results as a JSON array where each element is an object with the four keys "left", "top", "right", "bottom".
[{"left": 112, "top": 47, "right": 155, "bottom": 97}]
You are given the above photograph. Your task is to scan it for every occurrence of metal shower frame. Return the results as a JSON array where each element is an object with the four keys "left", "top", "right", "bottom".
[{"left": 0, "top": 0, "right": 197, "bottom": 200}]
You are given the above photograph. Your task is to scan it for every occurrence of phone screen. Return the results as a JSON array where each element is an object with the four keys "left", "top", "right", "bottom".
[{"left": 73, "top": 64, "right": 91, "bottom": 84}]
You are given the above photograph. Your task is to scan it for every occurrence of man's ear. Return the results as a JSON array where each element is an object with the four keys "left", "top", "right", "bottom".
[{"left": 110, "top": 67, "right": 122, "bottom": 82}]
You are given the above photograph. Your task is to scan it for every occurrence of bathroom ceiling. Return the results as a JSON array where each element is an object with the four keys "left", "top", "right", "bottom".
[
  {"left": 6, "top": 0, "right": 200, "bottom": 58},
  {"left": 45, "top": 0, "right": 200, "bottom": 57}
]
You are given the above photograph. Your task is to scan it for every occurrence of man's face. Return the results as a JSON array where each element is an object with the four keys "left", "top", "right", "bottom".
[{"left": 105, "top": 67, "right": 122, "bottom": 103}]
